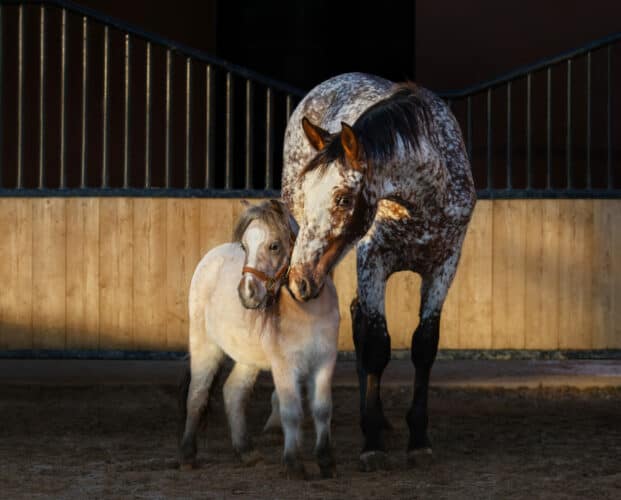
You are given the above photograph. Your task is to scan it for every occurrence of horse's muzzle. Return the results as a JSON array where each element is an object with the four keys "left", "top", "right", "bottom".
[
  {"left": 288, "top": 266, "right": 321, "bottom": 302},
  {"left": 237, "top": 275, "right": 267, "bottom": 309}
]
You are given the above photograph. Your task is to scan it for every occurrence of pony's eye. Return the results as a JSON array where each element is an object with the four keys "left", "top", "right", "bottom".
[
  {"left": 240, "top": 242, "right": 246, "bottom": 252},
  {"left": 336, "top": 195, "right": 352, "bottom": 208},
  {"left": 269, "top": 242, "right": 281, "bottom": 253}
]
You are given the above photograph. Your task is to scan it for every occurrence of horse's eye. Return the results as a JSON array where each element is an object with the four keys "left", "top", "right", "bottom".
[
  {"left": 269, "top": 242, "right": 280, "bottom": 253},
  {"left": 336, "top": 195, "right": 352, "bottom": 208}
]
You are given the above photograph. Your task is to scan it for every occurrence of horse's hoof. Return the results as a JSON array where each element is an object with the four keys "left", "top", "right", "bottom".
[
  {"left": 178, "top": 460, "right": 196, "bottom": 470},
  {"left": 407, "top": 447, "right": 433, "bottom": 467},
  {"left": 284, "top": 461, "right": 307, "bottom": 480},
  {"left": 358, "top": 450, "right": 388, "bottom": 472},
  {"left": 240, "top": 449, "right": 264, "bottom": 466}
]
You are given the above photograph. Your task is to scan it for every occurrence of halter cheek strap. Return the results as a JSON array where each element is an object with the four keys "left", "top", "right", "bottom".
[{"left": 242, "top": 262, "right": 289, "bottom": 296}]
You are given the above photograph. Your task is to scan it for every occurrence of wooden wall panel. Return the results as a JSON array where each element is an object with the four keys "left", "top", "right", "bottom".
[
  {"left": 32, "top": 199, "right": 66, "bottom": 349},
  {"left": 524, "top": 200, "right": 560, "bottom": 349},
  {"left": 166, "top": 199, "right": 200, "bottom": 351},
  {"left": 0, "top": 197, "right": 619, "bottom": 352},
  {"left": 133, "top": 199, "right": 167, "bottom": 350},
  {"left": 99, "top": 199, "right": 134, "bottom": 350},
  {"left": 66, "top": 199, "right": 100, "bottom": 349},
  {"left": 0, "top": 199, "right": 33, "bottom": 349},
  {"left": 492, "top": 200, "right": 527, "bottom": 349}
]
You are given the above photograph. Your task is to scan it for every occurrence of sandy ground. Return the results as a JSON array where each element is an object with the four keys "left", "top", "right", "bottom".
[{"left": 1, "top": 380, "right": 620, "bottom": 499}]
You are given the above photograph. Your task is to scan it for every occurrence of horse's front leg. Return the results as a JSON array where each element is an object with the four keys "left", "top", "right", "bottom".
[
  {"left": 271, "top": 360, "right": 305, "bottom": 479},
  {"left": 223, "top": 362, "right": 262, "bottom": 465},
  {"left": 308, "top": 360, "right": 337, "bottom": 479},
  {"left": 351, "top": 238, "right": 396, "bottom": 472},
  {"left": 406, "top": 252, "right": 460, "bottom": 465}
]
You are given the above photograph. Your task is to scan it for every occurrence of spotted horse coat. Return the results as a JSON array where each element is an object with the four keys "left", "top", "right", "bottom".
[{"left": 281, "top": 73, "right": 476, "bottom": 470}]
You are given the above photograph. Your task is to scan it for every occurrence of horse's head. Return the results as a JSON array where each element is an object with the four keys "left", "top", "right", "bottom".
[
  {"left": 235, "top": 200, "right": 298, "bottom": 309},
  {"left": 288, "top": 117, "right": 376, "bottom": 302}
]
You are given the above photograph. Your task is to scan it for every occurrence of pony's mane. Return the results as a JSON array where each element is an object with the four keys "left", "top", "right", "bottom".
[
  {"left": 232, "top": 200, "right": 295, "bottom": 244},
  {"left": 303, "top": 82, "right": 431, "bottom": 175}
]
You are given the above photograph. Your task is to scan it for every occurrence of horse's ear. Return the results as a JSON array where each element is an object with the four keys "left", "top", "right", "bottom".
[
  {"left": 340, "top": 122, "right": 364, "bottom": 172},
  {"left": 302, "top": 116, "right": 330, "bottom": 151}
]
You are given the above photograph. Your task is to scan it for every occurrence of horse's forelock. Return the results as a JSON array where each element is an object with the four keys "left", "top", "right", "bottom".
[{"left": 232, "top": 200, "right": 294, "bottom": 245}]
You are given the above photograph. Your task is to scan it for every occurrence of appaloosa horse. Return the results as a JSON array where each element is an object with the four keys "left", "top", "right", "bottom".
[{"left": 282, "top": 73, "right": 476, "bottom": 470}]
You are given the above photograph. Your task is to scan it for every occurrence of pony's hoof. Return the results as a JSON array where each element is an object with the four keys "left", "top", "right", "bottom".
[
  {"left": 407, "top": 447, "right": 433, "bottom": 467},
  {"left": 284, "top": 461, "right": 307, "bottom": 480},
  {"left": 240, "top": 449, "right": 264, "bottom": 466},
  {"left": 178, "top": 460, "right": 196, "bottom": 470},
  {"left": 358, "top": 450, "right": 388, "bottom": 472}
]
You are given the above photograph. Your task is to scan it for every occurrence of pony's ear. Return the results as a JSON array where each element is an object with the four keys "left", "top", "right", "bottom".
[
  {"left": 269, "top": 199, "right": 284, "bottom": 214},
  {"left": 239, "top": 199, "right": 251, "bottom": 208},
  {"left": 340, "top": 122, "right": 364, "bottom": 171},
  {"left": 302, "top": 116, "right": 330, "bottom": 151}
]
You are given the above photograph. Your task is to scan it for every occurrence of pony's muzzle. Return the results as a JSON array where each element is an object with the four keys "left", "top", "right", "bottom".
[{"left": 238, "top": 274, "right": 267, "bottom": 309}]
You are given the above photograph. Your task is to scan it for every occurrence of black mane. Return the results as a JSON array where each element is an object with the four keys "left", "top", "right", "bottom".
[{"left": 303, "top": 83, "right": 431, "bottom": 174}]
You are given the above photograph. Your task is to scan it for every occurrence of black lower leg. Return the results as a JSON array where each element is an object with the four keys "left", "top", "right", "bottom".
[
  {"left": 406, "top": 315, "right": 440, "bottom": 451},
  {"left": 351, "top": 297, "right": 391, "bottom": 453}
]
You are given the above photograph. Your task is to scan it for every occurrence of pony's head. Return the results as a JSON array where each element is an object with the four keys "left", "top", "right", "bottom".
[
  {"left": 288, "top": 118, "right": 375, "bottom": 301},
  {"left": 234, "top": 199, "right": 298, "bottom": 309}
]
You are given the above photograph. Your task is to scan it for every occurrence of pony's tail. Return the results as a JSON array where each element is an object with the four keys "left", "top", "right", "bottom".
[{"left": 177, "top": 366, "right": 192, "bottom": 443}]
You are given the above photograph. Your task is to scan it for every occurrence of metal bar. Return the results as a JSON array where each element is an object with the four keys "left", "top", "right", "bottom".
[
  {"left": 466, "top": 96, "right": 472, "bottom": 159},
  {"left": 586, "top": 51, "right": 592, "bottom": 190},
  {"left": 546, "top": 67, "right": 552, "bottom": 190},
  {"left": 244, "top": 80, "right": 254, "bottom": 190},
  {"left": 101, "top": 25, "right": 110, "bottom": 188},
  {"left": 123, "top": 34, "right": 131, "bottom": 188},
  {"left": 607, "top": 45, "right": 613, "bottom": 189},
  {"left": 17, "top": 5, "right": 24, "bottom": 188},
  {"left": 1, "top": 0, "right": 307, "bottom": 98},
  {"left": 506, "top": 82, "right": 512, "bottom": 189},
  {"left": 80, "top": 16, "right": 88, "bottom": 188},
  {"left": 204, "top": 65, "right": 214, "bottom": 188},
  {"left": 439, "top": 31, "right": 621, "bottom": 99},
  {"left": 38, "top": 6, "right": 46, "bottom": 188},
  {"left": 566, "top": 59, "right": 572, "bottom": 190},
  {"left": 144, "top": 42, "right": 151, "bottom": 188},
  {"left": 486, "top": 89, "right": 492, "bottom": 190},
  {"left": 59, "top": 8, "right": 67, "bottom": 189},
  {"left": 265, "top": 87, "right": 274, "bottom": 189},
  {"left": 225, "top": 72, "right": 234, "bottom": 189},
  {"left": 526, "top": 73, "right": 532, "bottom": 190},
  {"left": 165, "top": 50, "right": 172, "bottom": 188},
  {"left": 286, "top": 94, "right": 293, "bottom": 120},
  {"left": 184, "top": 58, "right": 191, "bottom": 189},
  {"left": 0, "top": 5, "right": 3, "bottom": 186}
]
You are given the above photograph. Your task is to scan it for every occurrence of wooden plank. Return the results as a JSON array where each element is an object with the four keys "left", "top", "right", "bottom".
[
  {"left": 0, "top": 199, "right": 33, "bottom": 349},
  {"left": 524, "top": 200, "right": 560, "bottom": 349},
  {"left": 166, "top": 199, "right": 200, "bottom": 351},
  {"left": 99, "top": 198, "right": 134, "bottom": 350},
  {"left": 32, "top": 199, "right": 66, "bottom": 349},
  {"left": 132, "top": 199, "right": 167, "bottom": 350},
  {"left": 592, "top": 200, "right": 621, "bottom": 348},
  {"left": 199, "top": 199, "right": 235, "bottom": 256},
  {"left": 439, "top": 262, "right": 461, "bottom": 349},
  {"left": 332, "top": 249, "right": 357, "bottom": 351},
  {"left": 386, "top": 271, "right": 421, "bottom": 350},
  {"left": 492, "top": 200, "right": 527, "bottom": 349},
  {"left": 558, "top": 200, "right": 594, "bottom": 349},
  {"left": 458, "top": 201, "right": 493, "bottom": 349},
  {"left": 65, "top": 198, "right": 100, "bottom": 349}
]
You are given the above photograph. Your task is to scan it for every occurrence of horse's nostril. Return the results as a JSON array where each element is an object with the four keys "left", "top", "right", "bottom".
[{"left": 298, "top": 278, "right": 309, "bottom": 298}]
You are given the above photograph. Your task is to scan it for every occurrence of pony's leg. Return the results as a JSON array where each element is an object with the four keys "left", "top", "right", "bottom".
[
  {"left": 352, "top": 230, "right": 400, "bottom": 471},
  {"left": 271, "top": 361, "right": 305, "bottom": 479},
  {"left": 308, "top": 360, "right": 337, "bottom": 479},
  {"left": 223, "top": 362, "right": 262, "bottom": 465},
  {"left": 262, "top": 389, "right": 281, "bottom": 433},
  {"left": 179, "top": 340, "right": 224, "bottom": 468},
  {"left": 406, "top": 250, "right": 461, "bottom": 465}
]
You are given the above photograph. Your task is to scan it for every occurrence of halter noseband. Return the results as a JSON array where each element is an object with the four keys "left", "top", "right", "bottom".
[{"left": 241, "top": 262, "right": 289, "bottom": 296}]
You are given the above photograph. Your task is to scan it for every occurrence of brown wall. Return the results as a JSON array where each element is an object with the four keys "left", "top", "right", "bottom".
[{"left": 1, "top": 198, "right": 619, "bottom": 352}]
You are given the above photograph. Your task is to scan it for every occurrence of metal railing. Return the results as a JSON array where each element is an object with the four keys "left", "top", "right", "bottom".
[
  {"left": 0, "top": 0, "right": 304, "bottom": 197},
  {"left": 440, "top": 32, "right": 621, "bottom": 198}
]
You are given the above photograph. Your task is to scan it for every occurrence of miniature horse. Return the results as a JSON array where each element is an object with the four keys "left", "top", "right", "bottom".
[
  {"left": 179, "top": 200, "right": 339, "bottom": 479},
  {"left": 282, "top": 73, "right": 476, "bottom": 470}
]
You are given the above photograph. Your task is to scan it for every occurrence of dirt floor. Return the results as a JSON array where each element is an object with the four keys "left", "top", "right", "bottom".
[{"left": 1, "top": 380, "right": 620, "bottom": 499}]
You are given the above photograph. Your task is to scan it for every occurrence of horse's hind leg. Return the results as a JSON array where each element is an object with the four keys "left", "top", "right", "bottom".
[
  {"left": 406, "top": 250, "right": 461, "bottom": 465},
  {"left": 271, "top": 361, "right": 305, "bottom": 479},
  {"left": 223, "top": 362, "right": 261, "bottom": 465},
  {"left": 179, "top": 341, "right": 224, "bottom": 468},
  {"left": 309, "top": 360, "right": 336, "bottom": 479}
]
